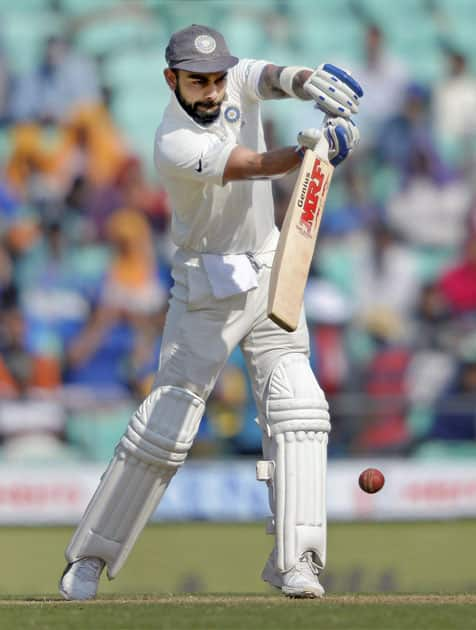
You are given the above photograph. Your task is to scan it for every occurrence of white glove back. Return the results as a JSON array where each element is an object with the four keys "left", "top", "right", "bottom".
[{"left": 304, "top": 63, "right": 364, "bottom": 118}]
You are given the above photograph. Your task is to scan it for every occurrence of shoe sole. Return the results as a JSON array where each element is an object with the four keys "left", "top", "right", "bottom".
[
  {"left": 282, "top": 586, "right": 325, "bottom": 598},
  {"left": 263, "top": 568, "right": 325, "bottom": 599}
]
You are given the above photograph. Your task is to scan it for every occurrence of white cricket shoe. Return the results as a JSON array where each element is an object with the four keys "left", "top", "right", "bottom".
[
  {"left": 59, "top": 557, "right": 105, "bottom": 601},
  {"left": 262, "top": 550, "right": 325, "bottom": 598}
]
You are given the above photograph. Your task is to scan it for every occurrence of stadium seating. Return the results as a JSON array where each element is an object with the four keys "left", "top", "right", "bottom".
[
  {"left": 0, "top": 10, "right": 65, "bottom": 72},
  {"left": 66, "top": 402, "right": 134, "bottom": 461}
]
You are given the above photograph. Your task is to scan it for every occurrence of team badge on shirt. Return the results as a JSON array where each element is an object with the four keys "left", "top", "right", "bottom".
[
  {"left": 195, "top": 35, "right": 216, "bottom": 54},
  {"left": 224, "top": 106, "right": 240, "bottom": 123}
]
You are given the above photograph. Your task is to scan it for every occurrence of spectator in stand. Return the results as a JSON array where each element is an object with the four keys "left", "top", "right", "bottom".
[
  {"left": 10, "top": 36, "right": 100, "bottom": 124},
  {"left": 0, "top": 182, "right": 17, "bottom": 295},
  {"left": 433, "top": 47, "right": 476, "bottom": 147},
  {"left": 15, "top": 219, "right": 92, "bottom": 359},
  {"left": 0, "top": 286, "right": 61, "bottom": 399},
  {"left": 110, "top": 157, "right": 170, "bottom": 234},
  {"left": 64, "top": 208, "right": 169, "bottom": 393},
  {"left": 386, "top": 143, "right": 470, "bottom": 254},
  {"left": 428, "top": 355, "right": 476, "bottom": 442},
  {"left": 405, "top": 282, "right": 457, "bottom": 440},
  {"left": 205, "top": 347, "right": 250, "bottom": 454},
  {"left": 353, "top": 312, "right": 412, "bottom": 455},
  {"left": 61, "top": 175, "right": 98, "bottom": 246},
  {"left": 0, "top": 287, "right": 78, "bottom": 464},
  {"left": 5, "top": 123, "right": 58, "bottom": 202},
  {"left": 0, "top": 242, "right": 13, "bottom": 297},
  {"left": 51, "top": 102, "right": 129, "bottom": 193},
  {"left": 438, "top": 225, "right": 476, "bottom": 315},
  {"left": 377, "top": 82, "right": 432, "bottom": 171},
  {"left": 100, "top": 208, "right": 168, "bottom": 317},
  {"left": 0, "top": 44, "right": 11, "bottom": 126},
  {"left": 0, "top": 174, "right": 19, "bottom": 225},
  {"left": 353, "top": 218, "right": 421, "bottom": 329},
  {"left": 6, "top": 103, "right": 128, "bottom": 206},
  {"left": 349, "top": 23, "right": 409, "bottom": 147},
  {"left": 305, "top": 279, "right": 354, "bottom": 455},
  {"left": 86, "top": 155, "right": 170, "bottom": 240}
]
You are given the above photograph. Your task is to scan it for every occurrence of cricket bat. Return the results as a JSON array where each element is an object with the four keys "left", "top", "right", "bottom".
[{"left": 268, "top": 134, "right": 334, "bottom": 332}]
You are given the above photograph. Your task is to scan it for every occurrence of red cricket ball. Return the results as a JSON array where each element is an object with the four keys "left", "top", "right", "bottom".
[{"left": 358, "top": 468, "right": 385, "bottom": 494}]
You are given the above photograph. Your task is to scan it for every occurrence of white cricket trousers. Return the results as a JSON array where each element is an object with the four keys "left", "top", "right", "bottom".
[{"left": 154, "top": 245, "right": 310, "bottom": 414}]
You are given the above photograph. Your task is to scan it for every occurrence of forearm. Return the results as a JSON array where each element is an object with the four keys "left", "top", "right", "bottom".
[
  {"left": 258, "top": 64, "right": 313, "bottom": 100},
  {"left": 67, "top": 306, "right": 118, "bottom": 367},
  {"left": 223, "top": 145, "right": 301, "bottom": 183}
]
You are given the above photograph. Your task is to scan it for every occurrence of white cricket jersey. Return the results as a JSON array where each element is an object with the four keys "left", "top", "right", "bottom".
[{"left": 154, "top": 59, "right": 278, "bottom": 254}]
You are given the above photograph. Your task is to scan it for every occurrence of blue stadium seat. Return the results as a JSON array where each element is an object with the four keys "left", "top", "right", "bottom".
[
  {"left": 0, "top": 0, "right": 49, "bottom": 10},
  {"left": 103, "top": 48, "right": 168, "bottom": 92},
  {"left": 66, "top": 403, "right": 134, "bottom": 461},
  {"left": 356, "top": 0, "right": 430, "bottom": 25},
  {"left": 305, "top": 20, "right": 362, "bottom": 64},
  {"left": 219, "top": 14, "right": 267, "bottom": 59},
  {"left": 437, "top": 0, "right": 476, "bottom": 16},
  {"left": 75, "top": 14, "right": 165, "bottom": 57},
  {"left": 1, "top": 10, "right": 65, "bottom": 72},
  {"left": 59, "top": 0, "right": 116, "bottom": 15},
  {"left": 414, "top": 440, "right": 476, "bottom": 459}
]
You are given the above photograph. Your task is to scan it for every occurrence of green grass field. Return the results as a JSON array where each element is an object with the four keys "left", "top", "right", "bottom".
[
  {"left": 1, "top": 521, "right": 475, "bottom": 629},
  {"left": 2, "top": 595, "right": 476, "bottom": 630}
]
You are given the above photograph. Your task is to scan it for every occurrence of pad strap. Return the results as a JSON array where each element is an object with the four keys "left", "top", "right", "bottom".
[{"left": 121, "top": 386, "right": 204, "bottom": 468}]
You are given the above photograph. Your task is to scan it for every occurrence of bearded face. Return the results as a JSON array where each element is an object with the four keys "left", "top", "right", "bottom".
[{"left": 171, "top": 70, "right": 227, "bottom": 126}]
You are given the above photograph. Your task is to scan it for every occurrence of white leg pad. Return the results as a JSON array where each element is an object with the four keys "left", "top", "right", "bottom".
[
  {"left": 257, "top": 354, "right": 330, "bottom": 573},
  {"left": 66, "top": 386, "right": 204, "bottom": 578}
]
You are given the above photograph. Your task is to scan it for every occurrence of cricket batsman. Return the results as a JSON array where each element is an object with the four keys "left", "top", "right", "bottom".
[{"left": 60, "top": 24, "right": 362, "bottom": 600}]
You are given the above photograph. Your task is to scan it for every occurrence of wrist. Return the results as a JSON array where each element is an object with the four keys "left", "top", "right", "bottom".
[
  {"left": 279, "top": 66, "right": 313, "bottom": 99},
  {"left": 295, "top": 144, "right": 306, "bottom": 160}
]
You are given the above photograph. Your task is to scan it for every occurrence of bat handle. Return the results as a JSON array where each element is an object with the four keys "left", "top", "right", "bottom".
[{"left": 313, "top": 129, "right": 330, "bottom": 163}]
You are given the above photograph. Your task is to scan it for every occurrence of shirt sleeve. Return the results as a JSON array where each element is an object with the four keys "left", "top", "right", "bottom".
[
  {"left": 232, "top": 59, "right": 269, "bottom": 102},
  {"left": 155, "top": 129, "right": 236, "bottom": 187}
]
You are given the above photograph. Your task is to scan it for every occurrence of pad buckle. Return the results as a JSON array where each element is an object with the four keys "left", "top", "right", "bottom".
[{"left": 256, "top": 460, "right": 274, "bottom": 481}]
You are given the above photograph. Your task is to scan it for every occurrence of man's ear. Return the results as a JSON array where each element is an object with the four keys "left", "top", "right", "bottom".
[{"left": 164, "top": 68, "right": 177, "bottom": 90}]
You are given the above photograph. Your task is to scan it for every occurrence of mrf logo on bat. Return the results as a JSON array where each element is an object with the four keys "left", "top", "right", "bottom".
[{"left": 297, "top": 158, "right": 328, "bottom": 238}]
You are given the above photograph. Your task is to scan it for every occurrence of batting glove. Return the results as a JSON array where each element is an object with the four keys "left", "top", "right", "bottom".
[
  {"left": 324, "top": 117, "right": 359, "bottom": 166},
  {"left": 297, "top": 118, "right": 359, "bottom": 166},
  {"left": 304, "top": 63, "right": 364, "bottom": 118}
]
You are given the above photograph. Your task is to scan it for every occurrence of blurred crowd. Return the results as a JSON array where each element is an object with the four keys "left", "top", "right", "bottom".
[{"left": 0, "top": 0, "right": 475, "bottom": 463}]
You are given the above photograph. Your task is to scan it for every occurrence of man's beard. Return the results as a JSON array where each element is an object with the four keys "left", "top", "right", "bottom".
[{"left": 175, "top": 86, "right": 222, "bottom": 125}]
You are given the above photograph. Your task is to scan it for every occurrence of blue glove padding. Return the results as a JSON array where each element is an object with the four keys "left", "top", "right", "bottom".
[
  {"left": 322, "top": 63, "right": 364, "bottom": 98},
  {"left": 325, "top": 117, "right": 360, "bottom": 166},
  {"left": 304, "top": 64, "right": 364, "bottom": 118}
]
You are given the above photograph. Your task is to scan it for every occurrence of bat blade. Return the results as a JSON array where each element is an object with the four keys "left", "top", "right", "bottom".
[{"left": 268, "top": 148, "right": 333, "bottom": 332}]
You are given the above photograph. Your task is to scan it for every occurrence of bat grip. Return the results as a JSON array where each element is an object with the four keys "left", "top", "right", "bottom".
[{"left": 313, "top": 126, "right": 330, "bottom": 162}]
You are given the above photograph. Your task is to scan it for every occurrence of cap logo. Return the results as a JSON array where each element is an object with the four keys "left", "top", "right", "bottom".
[{"left": 195, "top": 34, "right": 216, "bottom": 54}]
